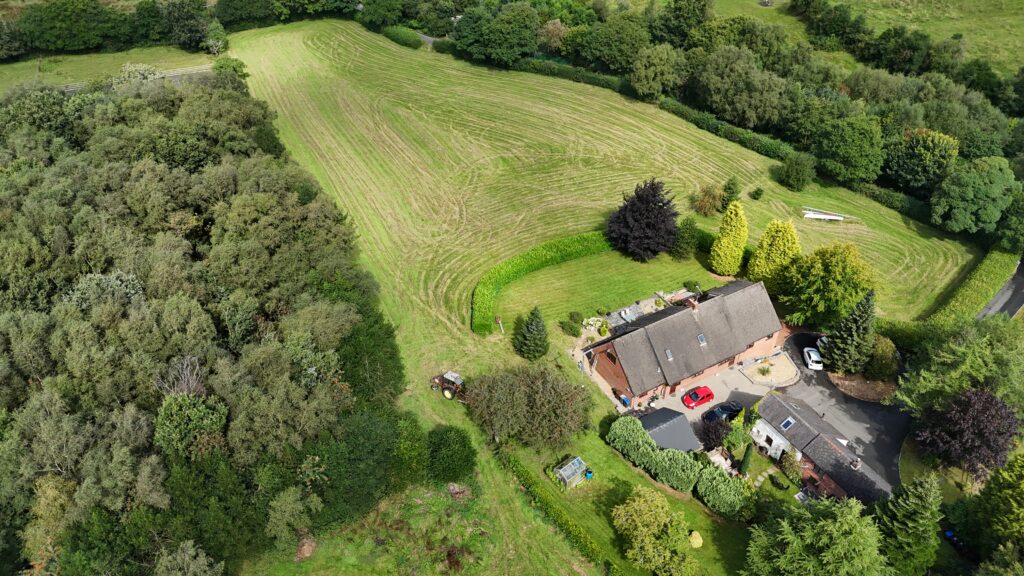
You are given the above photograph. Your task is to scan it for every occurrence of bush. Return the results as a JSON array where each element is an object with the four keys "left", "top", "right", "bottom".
[
  {"left": 568, "top": 311, "right": 584, "bottom": 324},
  {"left": 427, "top": 425, "right": 476, "bottom": 482},
  {"left": 723, "top": 176, "right": 742, "bottom": 204},
  {"left": 863, "top": 334, "right": 898, "bottom": 381},
  {"left": 779, "top": 450, "right": 801, "bottom": 484},
  {"left": 739, "top": 444, "right": 754, "bottom": 474},
  {"left": 930, "top": 250, "right": 1020, "bottom": 324},
  {"left": 471, "top": 232, "right": 611, "bottom": 334},
  {"left": 777, "top": 152, "right": 816, "bottom": 191},
  {"left": 659, "top": 98, "right": 795, "bottom": 161},
  {"left": 650, "top": 449, "right": 703, "bottom": 493},
  {"left": 749, "top": 187, "right": 764, "bottom": 200},
  {"left": 695, "top": 465, "right": 753, "bottom": 520},
  {"left": 499, "top": 451, "right": 605, "bottom": 563},
  {"left": 511, "top": 58, "right": 625, "bottom": 92},
  {"left": 559, "top": 319, "right": 582, "bottom": 337},
  {"left": 670, "top": 216, "right": 700, "bottom": 260},
  {"left": 432, "top": 38, "right": 455, "bottom": 53},
  {"left": 690, "top": 183, "right": 724, "bottom": 216},
  {"left": 382, "top": 26, "right": 423, "bottom": 49}
]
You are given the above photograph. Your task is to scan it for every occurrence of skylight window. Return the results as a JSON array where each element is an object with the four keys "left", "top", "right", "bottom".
[
  {"left": 665, "top": 349, "right": 674, "bottom": 361},
  {"left": 697, "top": 333, "right": 707, "bottom": 346},
  {"left": 781, "top": 417, "right": 795, "bottom": 431}
]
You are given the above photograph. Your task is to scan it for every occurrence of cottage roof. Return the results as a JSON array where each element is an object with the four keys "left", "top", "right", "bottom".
[
  {"left": 595, "top": 281, "right": 781, "bottom": 396},
  {"left": 639, "top": 408, "right": 702, "bottom": 452},
  {"left": 759, "top": 393, "right": 892, "bottom": 501}
]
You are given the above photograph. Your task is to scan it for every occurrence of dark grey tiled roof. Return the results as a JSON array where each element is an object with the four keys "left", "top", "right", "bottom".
[
  {"left": 639, "top": 408, "right": 703, "bottom": 452},
  {"left": 604, "top": 281, "right": 782, "bottom": 395},
  {"left": 759, "top": 394, "right": 892, "bottom": 501}
]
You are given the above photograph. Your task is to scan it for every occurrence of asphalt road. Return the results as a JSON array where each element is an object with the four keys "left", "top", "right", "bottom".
[{"left": 978, "top": 260, "right": 1024, "bottom": 318}]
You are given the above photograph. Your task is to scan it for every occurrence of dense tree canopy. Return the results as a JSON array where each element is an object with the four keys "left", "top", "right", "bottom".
[
  {"left": 875, "top": 474, "right": 943, "bottom": 576},
  {"left": 917, "top": 389, "right": 1019, "bottom": 479},
  {"left": 0, "top": 66, "right": 413, "bottom": 574},
  {"left": 746, "top": 220, "right": 800, "bottom": 295},
  {"left": 780, "top": 242, "right": 875, "bottom": 329},
  {"left": 743, "top": 498, "right": 892, "bottom": 576},
  {"left": 931, "top": 156, "right": 1020, "bottom": 234},
  {"left": 820, "top": 290, "right": 875, "bottom": 374},
  {"left": 883, "top": 128, "right": 959, "bottom": 193}
]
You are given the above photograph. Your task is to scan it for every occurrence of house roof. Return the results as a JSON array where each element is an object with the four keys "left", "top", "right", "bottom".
[
  {"left": 639, "top": 408, "right": 703, "bottom": 452},
  {"left": 596, "top": 281, "right": 782, "bottom": 396},
  {"left": 759, "top": 393, "right": 891, "bottom": 501}
]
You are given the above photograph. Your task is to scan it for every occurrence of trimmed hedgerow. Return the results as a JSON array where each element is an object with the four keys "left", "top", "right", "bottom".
[
  {"left": 848, "top": 182, "right": 931, "bottom": 225},
  {"left": 499, "top": 450, "right": 605, "bottom": 564},
  {"left": 511, "top": 58, "right": 625, "bottom": 93},
  {"left": 471, "top": 231, "right": 611, "bottom": 334},
  {"left": 659, "top": 98, "right": 795, "bottom": 162},
  {"left": 382, "top": 26, "right": 423, "bottom": 49},
  {"left": 606, "top": 417, "right": 706, "bottom": 498},
  {"left": 931, "top": 250, "right": 1020, "bottom": 325}
]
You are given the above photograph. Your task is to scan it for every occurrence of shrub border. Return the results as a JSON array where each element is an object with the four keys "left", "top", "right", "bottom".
[
  {"left": 930, "top": 250, "right": 1020, "bottom": 324},
  {"left": 470, "top": 231, "right": 611, "bottom": 334}
]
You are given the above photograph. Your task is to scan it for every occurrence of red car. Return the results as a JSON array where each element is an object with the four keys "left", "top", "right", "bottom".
[{"left": 682, "top": 385, "right": 715, "bottom": 409}]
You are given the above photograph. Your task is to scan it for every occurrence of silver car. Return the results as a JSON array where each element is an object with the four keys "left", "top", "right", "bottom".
[{"left": 803, "top": 347, "right": 824, "bottom": 370}]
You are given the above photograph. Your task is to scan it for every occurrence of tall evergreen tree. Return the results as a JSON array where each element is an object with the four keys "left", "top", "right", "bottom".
[
  {"left": 723, "top": 176, "right": 742, "bottom": 205},
  {"left": 513, "top": 307, "right": 549, "bottom": 360},
  {"left": 670, "top": 215, "right": 700, "bottom": 260},
  {"left": 606, "top": 179, "right": 679, "bottom": 261},
  {"left": 821, "top": 290, "right": 876, "bottom": 374},
  {"left": 875, "top": 474, "right": 943, "bottom": 576},
  {"left": 746, "top": 220, "right": 801, "bottom": 295},
  {"left": 974, "top": 454, "right": 1024, "bottom": 556},
  {"left": 709, "top": 202, "right": 748, "bottom": 275}
]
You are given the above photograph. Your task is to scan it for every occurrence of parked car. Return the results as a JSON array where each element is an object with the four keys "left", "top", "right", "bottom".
[
  {"left": 803, "top": 347, "right": 823, "bottom": 371},
  {"left": 701, "top": 400, "right": 743, "bottom": 424},
  {"left": 683, "top": 385, "right": 715, "bottom": 409}
]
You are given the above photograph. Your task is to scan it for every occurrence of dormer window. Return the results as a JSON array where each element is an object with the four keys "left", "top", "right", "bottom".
[
  {"left": 665, "top": 349, "right": 673, "bottom": 361},
  {"left": 697, "top": 333, "right": 707, "bottom": 346},
  {"left": 781, "top": 417, "right": 795, "bottom": 431}
]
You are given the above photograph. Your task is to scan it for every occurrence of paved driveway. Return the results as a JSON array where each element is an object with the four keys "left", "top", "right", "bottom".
[
  {"left": 660, "top": 368, "right": 775, "bottom": 433},
  {"left": 783, "top": 333, "right": 911, "bottom": 487}
]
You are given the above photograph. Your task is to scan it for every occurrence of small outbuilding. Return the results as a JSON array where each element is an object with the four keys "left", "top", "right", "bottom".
[
  {"left": 553, "top": 456, "right": 590, "bottom": 488},
  {"left": 640, "top": 408, "right": 702, "bottom": 452}
]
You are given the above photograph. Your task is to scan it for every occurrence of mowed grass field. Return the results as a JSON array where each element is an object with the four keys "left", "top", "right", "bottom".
[
  {"left": 848, "top": 0, "right": 1024, "bottom": 74},
  {"left": 0, "top": 47, "right": 212, "bottom": 93},
  {"left": 224, "top": 19, "right": 980, "bottom": 574}
]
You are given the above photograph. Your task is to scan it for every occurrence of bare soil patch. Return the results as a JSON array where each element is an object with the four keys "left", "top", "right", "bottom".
[{"left": 827, "top": 372, "right": 895, "bottom": 403}]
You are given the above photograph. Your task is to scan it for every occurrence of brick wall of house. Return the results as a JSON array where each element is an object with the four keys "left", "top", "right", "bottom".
[{"left": 591, "top": 342, "right": 632, "bottom": 398}]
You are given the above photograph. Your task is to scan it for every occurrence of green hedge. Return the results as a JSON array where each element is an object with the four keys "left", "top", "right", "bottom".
[
  {"left": 511, "top": 58, "right": 625, "bottom": 93},
  {"left": 930, "top": 250, "right": 1020, "bottom": 324},
  {"left": 382, "top": 26, "right": 423, "bottom": 49},
  {"left": 695, "top": 464, "right": 753, "bottom": 521},
  {"left": 659, "top": 98, "right": 795, "bottom": 162},
  {"left": 471, "top": 231, "right": 611, "bottom": 334},
  {"left": 499, "top": 450, "right": 605, "bottom": 564},
  {"left": 431, "top": 38, "right": 454, "bottom": 53},
  {"left": 848, "top": 182, "right": 931, "bottom": 225}
]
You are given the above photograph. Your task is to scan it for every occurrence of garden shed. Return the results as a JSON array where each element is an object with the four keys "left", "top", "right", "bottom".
[{"left": 553, "top": 456, "right": 589, "bottom": 488}]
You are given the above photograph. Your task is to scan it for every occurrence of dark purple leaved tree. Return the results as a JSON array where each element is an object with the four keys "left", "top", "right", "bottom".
[{"left": 917, "top": 388, "right": 1020, "bottom": 479}]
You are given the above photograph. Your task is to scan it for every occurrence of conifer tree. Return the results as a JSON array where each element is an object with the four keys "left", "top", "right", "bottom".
[
  {"left": 875, "top": 474, "right": 943, "bottom": 576},
  {"left": 606, "top": 179, "right": 679, "bottom": 261},
  {"left": 746, "top": 220, "right": 801, "bottom": 295},
  {"left": 821, "top": 290, "right": 876, "bottom": 374},
  {"left": 513, "top": 307, "right": 549, "bottom": 360},
  {"left": 976, "top": 454, "right": 1024, "bottom": 557},
  {"left": 723, "top": 176, "right": 742, "bottom": 204},
  {"left": 670, "top": 215, "right": 700, "bottom": 260},
  {"left": 709, "top": 202, "right": 748, "bottom": 275}
]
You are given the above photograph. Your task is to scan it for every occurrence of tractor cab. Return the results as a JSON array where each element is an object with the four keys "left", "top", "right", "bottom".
[{"left": 431, "top": 370, "right": 466, "bottom": 401}]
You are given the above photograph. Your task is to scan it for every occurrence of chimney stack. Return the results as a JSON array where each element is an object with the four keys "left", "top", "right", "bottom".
[{"left": 685, "top": 297, "right": 699, "bottom": 311}]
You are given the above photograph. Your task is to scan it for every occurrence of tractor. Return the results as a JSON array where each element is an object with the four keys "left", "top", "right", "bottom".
[{"left": 431, "top": 370, "right": 466, "bottom": 402}]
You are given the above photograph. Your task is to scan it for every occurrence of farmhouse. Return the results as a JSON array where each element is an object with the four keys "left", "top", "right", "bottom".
[
  {"left": 751, "top": 393, "right": 891, "bottom": 502},
  {"left": 584, "top": 281, "right": 783, "bottom": 405},
  {"left": 639, "top": 408, "right": 702, "bottom": 452}
]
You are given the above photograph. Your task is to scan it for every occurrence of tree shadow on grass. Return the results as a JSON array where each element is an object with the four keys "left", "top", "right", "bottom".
[{"left": 596, "top": 477, "right": 634, "bottom": 554}]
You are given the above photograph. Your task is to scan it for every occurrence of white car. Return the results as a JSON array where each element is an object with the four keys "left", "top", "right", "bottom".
[{"left": 803, "top": 347, "right": 824, "bottom": 371}]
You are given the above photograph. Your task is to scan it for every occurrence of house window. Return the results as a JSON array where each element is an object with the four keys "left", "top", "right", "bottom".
[
  {"left": 780, "top": 417, "right": 795, "bottom": 431},
  {"left": 697, "top": 333, "right": 707, "bottom": 346},
  {"left": 765, "top": 435, "right": 774, "bottom": 447},
  {"left": 606, "top": 351, "right": 618, "bottom": 364},
  {"left": 665, "top": 349, "right": 674, "bottom": 361}
]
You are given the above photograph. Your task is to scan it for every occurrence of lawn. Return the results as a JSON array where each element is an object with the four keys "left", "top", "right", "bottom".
[
  {"left": 215, "top": 18, "right": 980, "bottom": 574},
  {"left": 496, "top": 251, "right": 724, "bottom": 326},
  {"left": 846, "top": 0, "right": 1024, "bottom": 74},
  {"left": 898, "top": 437, "right": 970, "bottom": 503},
  {"left": 0, "top": 47, "right": 212, "bottom": 94}
]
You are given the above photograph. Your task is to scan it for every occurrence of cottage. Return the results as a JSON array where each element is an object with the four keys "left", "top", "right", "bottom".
[
  {"left": 639, "top": 408, "right": 702, "bottom": 452},
  {"left": 751, "top": 393, "right": 891, "bottom": 502},
  {"left": 584, "top": 281, "right": 783, "bottom": 405}
]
